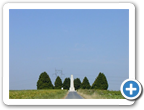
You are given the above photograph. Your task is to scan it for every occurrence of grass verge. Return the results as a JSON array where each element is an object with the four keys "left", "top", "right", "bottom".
[
  {"left": 9, "top": 89, "right": 68, "bottom": 99},
  {"left": 77, "top": 89, "right": 125, "bottom": 99}
]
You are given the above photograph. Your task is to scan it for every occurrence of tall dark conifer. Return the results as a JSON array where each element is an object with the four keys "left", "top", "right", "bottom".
[
  {"left": 91, "top": 72, "right": 108, "bottom": 90},
  {"left": 54, "top": 76, "right": 62, "bottom": 89},
  {"left": 81, "top": 77, "right": 91, "bottom": 89},
  {"left": 74, "top": 78, "right": 81, "bottom": 90},
  {"left": 37, "top": 72, "right": 53, "bottom": 89},
  {"left": 63, "top": 78, "right": 70, "bottom": 90}
]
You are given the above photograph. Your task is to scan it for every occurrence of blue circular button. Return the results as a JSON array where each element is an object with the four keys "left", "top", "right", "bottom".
[
  {"left": 123, "top": 81, "right": 139, "bottom": 97},
  {"left": 121, "top": 79, "right": 142, "bottom": 100}
]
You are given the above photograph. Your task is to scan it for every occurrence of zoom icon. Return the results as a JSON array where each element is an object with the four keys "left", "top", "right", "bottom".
[{"left": 120, "top": 79, "right": 142, "bottom": 100}]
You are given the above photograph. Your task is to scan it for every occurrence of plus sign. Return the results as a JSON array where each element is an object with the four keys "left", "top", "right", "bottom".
[{"left": 126, "top": 83, "right": 137, "bottom": 95}]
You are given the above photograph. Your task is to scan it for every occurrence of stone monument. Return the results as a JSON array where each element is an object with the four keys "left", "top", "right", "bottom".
[{"left": 69, "top": 75, "right": 75, "bottom": 91}]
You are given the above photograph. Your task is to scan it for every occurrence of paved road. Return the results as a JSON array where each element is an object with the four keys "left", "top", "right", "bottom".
[{"left": 65, "top": 91, "right": 84, "bottom": 99}]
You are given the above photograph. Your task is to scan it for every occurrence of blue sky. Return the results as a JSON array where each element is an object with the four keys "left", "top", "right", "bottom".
[{"left": 9, "top": 9, "right": 129, "bottom": 90}]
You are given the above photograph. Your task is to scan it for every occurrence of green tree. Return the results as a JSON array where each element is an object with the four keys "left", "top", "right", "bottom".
[
  {"left": 37, "top": 72, "right": 53, "bottom": 89},
  {"left": 54, "top": 76, "right": 62, "bottom": 89},
  {"left": 81, "top": 77, "right": 91, "bottom": 89},
  {"left": 91, "top": 72, "right": 108, "bottom": 90},
  {"left": 74, "top": 78, "right": 81, "bottom": 90},
  {"left": 63, "top": 78, "right": 70, "bottom": 90}
]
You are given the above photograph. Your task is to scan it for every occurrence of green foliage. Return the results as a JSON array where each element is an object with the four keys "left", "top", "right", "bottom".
[
  {"left": 54, "top": 76, "right": 62, "bottom": 89},
  {"left": 37, "top": 72, "right": 53, "bottom": 89},
  {"left": 63, "top": 78, "right": 70, "bottom": 90},
  {"left": 91, "top": 72, "right": 108, "bottom": 90},
  {"left": 9, "top": 90, "right": 68, "bottom": 99},
  {"left": 74, "top": 78, "right": 81, "bottom": 90},
  {"left": 77, "top": 89, "right": 125, "bottom": 99},
  {"left": 81, "top": 77, "right": 91, "bottom": 89}
]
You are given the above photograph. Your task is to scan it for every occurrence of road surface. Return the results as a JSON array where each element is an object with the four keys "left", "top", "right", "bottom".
[{"left": 65, "top": 91, "right": 84, "bottom": 99}]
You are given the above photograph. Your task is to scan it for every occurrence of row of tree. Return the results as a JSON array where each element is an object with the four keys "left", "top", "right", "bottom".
[{"left": 37, "top": 72, "right": 108, "bottom": 90}]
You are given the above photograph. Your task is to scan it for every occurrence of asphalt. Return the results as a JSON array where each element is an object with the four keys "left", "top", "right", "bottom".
[{"left": 65, "top": 91, "right": 84, "bottom": 99}]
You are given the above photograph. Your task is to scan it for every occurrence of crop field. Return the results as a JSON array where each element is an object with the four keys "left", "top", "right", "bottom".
[
  {"left": 9, "top": 89, "right": 68, "bottom": 99},
  {"left": 77, "top": 89, "right": 125, "bottom": 99}
]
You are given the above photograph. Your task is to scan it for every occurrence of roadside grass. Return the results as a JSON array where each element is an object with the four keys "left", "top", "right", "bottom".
[
  {"left": 9, "top": 89, "right": 68, "bottom": 99},
  {"left": 77, "top": 89, "right": 125, "bottom": 99}
]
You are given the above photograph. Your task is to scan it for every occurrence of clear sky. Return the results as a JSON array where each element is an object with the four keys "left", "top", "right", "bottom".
[{"left": 9, "top": 9, "right": 129, "bottom": 90}]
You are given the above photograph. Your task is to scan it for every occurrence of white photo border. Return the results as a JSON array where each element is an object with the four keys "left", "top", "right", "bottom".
[{"left": 3, "top": 3, "right": 135, "bottom": 105}]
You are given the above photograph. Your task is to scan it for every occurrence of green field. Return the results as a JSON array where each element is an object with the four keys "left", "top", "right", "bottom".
[
  {"left": 9, "top": 89, "right": 68, "bottom": 99},
  {"left": 77, "top": 89, "right": 125, "bottom": 99}
]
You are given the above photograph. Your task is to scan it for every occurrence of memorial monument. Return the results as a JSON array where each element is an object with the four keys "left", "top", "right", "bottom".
[{"left": 69, "top": 75, "right": 75, "bottom": 91}]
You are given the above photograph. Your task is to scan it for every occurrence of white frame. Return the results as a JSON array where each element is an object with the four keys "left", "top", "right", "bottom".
[{"left": 3, "top": 3, "right": 135, "bottom": 105}]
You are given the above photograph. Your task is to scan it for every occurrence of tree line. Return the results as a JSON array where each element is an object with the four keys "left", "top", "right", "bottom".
[{"left": 37, "top": 72, "right": 108, "bottom": 90}]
